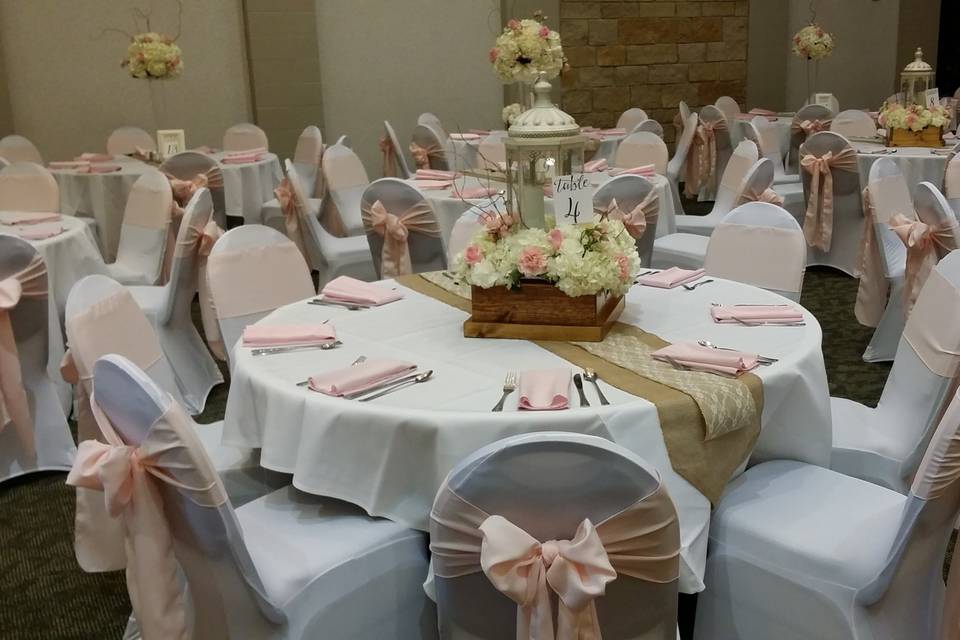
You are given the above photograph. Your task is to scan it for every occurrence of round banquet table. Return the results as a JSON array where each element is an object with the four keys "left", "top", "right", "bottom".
[
  {"left": 854, "top": 142, "right": 949, "bottom": 194},
  {"left": 222, "top": 274, "right": 832, "bottom": 593},
  {"left": 51, "top": 157, "right": 149, "bottom": 262},
  {"left": 0, "top": 214, "right": 103, "bottom": 408},
  {"left": 210, "top": 151, "right": 283, "bottom": 224},
  {"left": 417, "top": 172, "right": 677, "bottom": 249}
]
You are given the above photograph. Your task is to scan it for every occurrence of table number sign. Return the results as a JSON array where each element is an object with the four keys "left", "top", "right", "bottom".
[
  {"left": 814, "top": 93, "right": 834, "bottom": 109},
  {"left": 925, "top": 88, "right": 941, "bottom": 109},
  {"left": 157, "top": 129, "right": 186, "bottom": 159},
  {"left": 553, "top": 174, "right": 592, "bottom": 225}
]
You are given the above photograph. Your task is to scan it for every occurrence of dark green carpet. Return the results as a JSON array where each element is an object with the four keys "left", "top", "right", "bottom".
[{"left": 0, "top": 266, "right": 901, "bottom": 639}]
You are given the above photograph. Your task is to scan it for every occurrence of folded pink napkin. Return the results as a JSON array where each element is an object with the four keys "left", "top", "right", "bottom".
[
  {"left": 86, "top": 164, "right": 122, "bottom": 173},
  {"left": 469, "top": 129, "right": 492, "bottom": 136},
  {"left": 518, "top": 368, "right": 571, "bottom": 411},
  {"left": 226, "top": 147, "right": 267, "bottom": 157},
  {"left": 415, "top": 169, "right": 459, "bottom": 180},
  {"left": 584, "top": 158, "right": 609, "bottom": 172},
  {"left": 309, "top": 358, "right": 416, "bottom": 397},
  {"left": 600, "top": 128, "right": 627, "bottom": 136},
  {"left": 580, "top": 126, "right": 599, "bottom": 132},
  {"left": 242, "top": 323, "right": 336, "bottom": 348},
  {"left": 322, "top": 275, "right": 403, "bottom": 306},
  {"left": 75, "top": 153, "right": 114, "bottom": 162},
  {"left": 609, "top": 164, "right": 656, "bottom": 177},
  {"left": 0, "top": 211, "right": 61, "bottom": 225},
  {"left": 221, "top": 152, "right": 265, "bottom": 164},
  {"left": 454, "top": 185, "right": 499, "bottom": 199},
  {"left": 12, "top": 223, "right": 64, "bottom": 240},
  {"left": 652, "top": 343, "right": 759, "bottom": 376},
  {"left": 636, "top": 267, "right": 706, "bottom": 289},
  {"left": 412, "top": 179, "right": 453, "bottom": 190},
  {"left": 449, "top": 133, "right": 482, "bottom": 141},
  {"left": 748, "top": 108, "right": 777, "bottom": 116},
  {"left": 710, "top": 304, "right": 804, "bottom": 325},
  {"left": 49, "top": 161, "right": 90, "bottom": 170}
]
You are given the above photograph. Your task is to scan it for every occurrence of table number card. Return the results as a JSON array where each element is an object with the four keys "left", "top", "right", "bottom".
[
  {"left": 552, "top": 174, "right": 592, "bottom": 225},
  {"left": 925, "top": 88, "right": 941, "bottom": 109},
  {"left": 157, "top": 129, "right": 186, "bottom": 159},
  {"left": 814, "top": 93, "right": 834, "bottom": 108}
]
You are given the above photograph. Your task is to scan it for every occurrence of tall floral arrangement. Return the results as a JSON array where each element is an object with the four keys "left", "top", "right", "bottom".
[
  {"left": 791, "top": 24, "right": 834, "bottom": 60},
  {"left": 489, "top": 13, "right": 565, "bottom": 83},
  {"left": 452, "top": 212, "right": 640, "bottom": 298},
  {"left": 123, "top": 32, "right": 183, "bottom": 79}
]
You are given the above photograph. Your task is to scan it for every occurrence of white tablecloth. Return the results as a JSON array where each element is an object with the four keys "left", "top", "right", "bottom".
[
  {"left": 854, "top": 143, "right": 948, "bottom": 194},
  {"left": 446, "top": 137, "right": 483, "bottom": 171},
  {"left": 52, "top": 158, "right": 149, "bottom": 261},
  {"left": 588, "top": 133, "right": 627, "bottom": 163},
  {"left": 222, "top": 276, "right": 832, "bottom": 593},
  {"left": 211, "top": 152, "right": 283, "bottom": 224}
]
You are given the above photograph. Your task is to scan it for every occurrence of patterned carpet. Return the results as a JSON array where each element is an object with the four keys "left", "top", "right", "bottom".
[{"left": 0, "top": 267, "right": 899, "bottom": 639}]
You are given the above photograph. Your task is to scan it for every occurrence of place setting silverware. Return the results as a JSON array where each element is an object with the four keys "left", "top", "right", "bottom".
[
  {"left": 710, "top": 302, "right": 806, "bottom": 327},
  {"left": 491, "top": 371, "right": 518, "bottom": 412},
  {"left": 297, "top": 355, "right": 366, "bottom": 387},
  {"left": 252, "top": 340, "right": 342, "bottom": 356},
  {"left": 356, "top": 370, "right": 434, "bottom": 402},
  {"left": 307, "top": 297, "right": 370, "bottom": 311},
  {"left": 572, "top": 374, "right": 590, "bottom": 407},
  {"left": 682, "top": 278, "right": 715, "bottom": 291},
  {"left": 697, "top": 339, "right": 779, "bottom": 366},
  {"left": 660, "top": 355, "right": 738, "bottom": 379},
  {"left": 582, "top": 368, "right": 610, "bottom": 405}
]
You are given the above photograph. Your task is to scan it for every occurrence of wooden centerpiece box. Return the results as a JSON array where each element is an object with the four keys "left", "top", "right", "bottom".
[
  {"left": 887, "top": 126, "right": 943, "bottom": 148},
  {"left": 463, "top": 280, "right": 623, "bottom": 342}
]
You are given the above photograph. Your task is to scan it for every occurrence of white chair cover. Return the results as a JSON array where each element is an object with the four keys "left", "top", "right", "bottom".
[
  {"left": 291, "top": 125, "right": 324, "bottom": 199},
  {"left": 208, "top": 224, "right": 315, "bottom": 366},
  {"left": 751, "top": 116, "right": 798, "bottom": 185},
  {"left": 160, "top": 150, "right": 227, "bottom": 228},
  {"left": 381, "top": 120, "right": 413, "bottom": 179},
  {"left": 614, "top": 132, "right": 668, "bottom": 175},
  {"left": 360, "top": 178, "right": 445, "bottom": 278},
  {"left": 715, "top": 96, "right": 742, "bottom": 146},
  {"left": 319, "top": 141, "right": 370, "bottom": 237},
  {"left": 665, "top": 113, "right": 699, "bottom": 224},
  {"left": 223, "top": 122, "right": 269, "bottom": 152},
  {"left": 411, "top": 124, "right": 450, "bottom": 172},
  {"left": 106, "top": 126, "right": 156, "bottom": 156},
  {"left": 0, "top": 237, "right": 74, "bottom": 483},
  {"left": 68, "top": 354, "right": 431, "bottom": 640},
  {"left": 430, "top": 432, "right": 679, "bottom": 640},
  {"left": 944, "top": 151, "right": 960, "bottom": 217},
  {"left": 447, "top": 205, "right": 495, "bottom": 266},
  {"left": 631, "top": 119, "right": 665, "bottom": 139},
  {"left": 858, "top": 159, "right": 912, "bottom": 363},
  {"left": 593, "top": 174, "right": 660, "bottom": 267},
  {"left": 616, "top": 108, "right": 649, "bottom": 133},
  {"left": 788, "top": 103, "right": 833, "bottom": 173},
  {"left": 705, "top": 202, "right": 806, "bottom": 300},
  {"left": 126, "top": 189, "right": 224, "bottom": 414},
  {"left": 831, "top": 110, "right": 879, "bottom": 139},
  {"left": 898, "top": 183, "right": 960, "bottom": 310},
  {"left": 103, "top": 168, "right": 173, "bottom": 286},
  {"left": 0, "top": 134, "right": 42, "bottom": 164},
  {"left": 0, "top": 162, "right": 59, "bottom": 212},
  {"left": 0, "top": 157, "right": 8, "bottom": 169},
  {"left": 674, "top": 140, "right": 759, "bottom": 236},
  {"left": 419, "top": 112, "right": 449, "bottom": 141},
  {"left": 831, "top": 250, "right": 960, "bottom": 493},
  {"left": 696, "top": 383, "right": 960, "bottom": 640}
]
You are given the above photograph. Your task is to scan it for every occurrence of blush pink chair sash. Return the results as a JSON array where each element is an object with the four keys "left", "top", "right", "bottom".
[
  {"left": 903, "top": 269, "right": 960, "bottom": 380},
  {"left": 595, "top": 193, "right": 659, "bottom": 239},
  {"left": 176, "top": 219, "right": 224, "bottom": 358},
  {"left": 166, "top": 166, "right": 224, "bottom": 210},
  {"left": 889, "top": 214, "right": 960, "bottom": 313},
  {"left": 854, "top": 187, "right": 890, "bottom": 328},
  {"left": 430, "top": 483, "right": 680, "bottom": 640},
  {"left": 361, "top": 199, "right": 440, "bottom": 277},
  {"left": 684, "top": 120, "right": 726, "bottom": 198},
  {"left": 67, "top": 395, "right": 227, "bottom": 640},
  {"left": 791, "top": 118, "right": 833, "bottom": 140},
  {"left": 737, "top": 186, "right": 784, "bottom": 207},
  {"left": 380, "top": 136, "right": 398, "bottom": 178},
  {"left": 409, "top": 142, "right": 444, "bottom": 170},
  {"left": 800, "top": 148, "right": 858, "bottom": 251},
  {"left": 208, "top": 242, "right": 314, "bottom": 319},
  {"left": 0, "top": 255, "right": 47, "bottom": 458},
  {"left": 273, "top": 176, "right": 312, "bottom": 260}
]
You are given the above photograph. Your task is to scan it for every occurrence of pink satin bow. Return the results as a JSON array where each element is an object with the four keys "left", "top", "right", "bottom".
[
  {"left": 889, "top": 214, "right": 959, "bottom": 313},
  {"left": 274, "top": 177, "right": 309, "bottom": 260},
  {"left": 853, "top": 187, "right": 889, "bottom": 328},
  {"left": 409, "top": 142, "right": 443, "bottom": 170},
  {"left": 380, "top": 135, "right": 398, "bottom": 178},
  {"left": 166, "top": 167, "right": 224, "bottom": 207},
  {"left": 177, "top": 219, "right": 225, "bottom": 359},
  {"left": 800, "top": 148, "right": 857, "bottom": 251},
  {"left": 480, "top": 516, "right": 616, "bottom": 640},
  {"left": 791, "top": 118, "right": 832, "bottom": 139},
  {"left": 684, "top": 120, "right": 724, "bottom": 198},
  {"left": 596, "top": 192, "right": 659, "bottom": 239},
  {"left": 738, "top": 187, "right": 784, "bottom": 207},
  {"left": 0, "top": 256, "right": 46, "bottom": 458},
  {"left": 361, "top": 199, "right": 440, "bottom": 277}
]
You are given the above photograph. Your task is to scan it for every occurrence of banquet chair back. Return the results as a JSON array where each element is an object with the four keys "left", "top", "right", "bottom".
[
  {"left": 831, "top": 110, "right": 878, "bottom": 139},
  {"left": 160, "top": 151, "right": 226, "bottom": 227},
  {"left": 945, "top": 151, "right": 960, "bottom": 216},
  {"left": 291, "top": 125, "right": 324, "bottom": 199},
  {"left": 799, "top": 131, "right": 862, "bottom": 274},
  {"left": 751, "top": 116, "right": 790, "bottom": 179},
  {"left": 477, "top": 132, "right": 507, "bottom": 169},
  {"left": 712, "top": 140, "right": 760, "bottom": 217},
  {"left": 208, "top": 225, "right": 314, "bottom": 364},
  {"left": 0, "top": 162, "right": 59, "bottom": 212},
  {"left": 411, "top": 124, "right": 450, "bottom": 171},
  {"left": 614, "top": 132, "right": 668, "bottom": 174},
  {"left": 665, "top": 113, "right": 699, "bottom": 226},
  {"left": 321, "top": 141, "right": 370, "bottom": 237},
  {"left": 616, "top": 108, "right": 648, "bottom": 133},
  {"left": 705, "top": 202, "right": 806, "bottom": 300},
  {"left": 0, "top": 135, "right": 42, "bottom": 164},
  {"left": 106, "top": 126, "right": 156, "bottom": 156},
  {"left": 594, "top": 174, "right": 660, "bottom": 266},
  {"left": 361, "top": 178, "right": 445, "bottom": 278},
  {"left": 631, "top": 119, "right": 665, "bottom": 138},
  {"left": 223, "top": 122, "right": 269, "bottom": 152},
  {"left": 110, "top": 168, "right": 174, "bottom": 285},
  {"left": 0, "top": 157, "right": 8, "bottom": 169},
  {"left": 158, "top": 188, "right": 215, "bottom": 325},
  {"left": 430, "top": 432, "right": 679, "bottom": 640},
  {"left": 382, "top": 120, "right": 412, "bottom": 179},
  {"left": 698, "top": 105, "right": 734, "bottom": 196},
  {"left": 447, "top": 205, "right": 495, "bottom": 265},
  {"left": 913, "top": 183, "right": 960, "bottom": 260},
  {"left": 0, "top": 236, "right": 74, "bottom": 482},
  {"left": 715, "top": 96, "right": 742, "bottom": 145},
  {"left": 418, "top": 112, "right": 448, "bottom": 140},
  {"left": 678, "top": 102, "right": 692, "bottom": 131},
  {"left": 789, "top": 103, "right": 833, "bottom": 171}
]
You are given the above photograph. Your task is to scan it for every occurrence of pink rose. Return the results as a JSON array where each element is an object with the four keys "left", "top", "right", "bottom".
[
  {"left": 518, "top": 246, "right": 547, "bottom": 277},
  {"left": 481, "top": 211, "right": 515, "bottom": 238},
  {"left": 464, "top": 244, "right": 484, "bottom": 265},
  {"left": 489, "top": 47, "right": 498, "bottom": 63},
  {"left": 615, "top": 254, "right": 630, "bottom": 281},
  {"left": 539, "top": 26, "right": 550, "bottom": 38},
  {"left": 548, "top": 228, "right": 563, "bottom": 251},
  {"left": 507, "top": 19, "right": 520, "bottom": 30}
]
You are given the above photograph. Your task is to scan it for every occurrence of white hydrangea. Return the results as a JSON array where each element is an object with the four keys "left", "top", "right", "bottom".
[
  {"left": 123, "top": 32, "right": 183, "bottom": 80},
  {"left": 791, "top": 24, "right": 834, "bottom": 61},
  {"left": 490, "top": 18, "right": 565, "bottom": 83}
]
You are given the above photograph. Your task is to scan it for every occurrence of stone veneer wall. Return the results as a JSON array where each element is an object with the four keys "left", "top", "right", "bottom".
[{"left": 559, "top": 1, "right": 749, "bottom": 142}]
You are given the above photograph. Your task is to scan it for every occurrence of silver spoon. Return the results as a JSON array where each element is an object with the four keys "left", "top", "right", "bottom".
[
  {"left": 308, "top": 299, "right": 364, "bottom": 311},
  {"left": 582, "top": 369, "right": 610, "bottom": 405},
  {"left": 358, "top": 370, "right": 433, "bottom": 402},
  {"left": 697, "top": 339, "right": 779, "bottom": 365},
  {"left": 297, "top": 355, "right": 367, "bottom": 387},
  {"left": 252, "top": 340, "right": 342, "bottom": 356},
  {"left": 682, "top": 279, "right": 715, "bottom": 291}
]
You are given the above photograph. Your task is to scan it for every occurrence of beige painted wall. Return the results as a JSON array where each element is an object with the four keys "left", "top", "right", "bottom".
[
  {"left": 315, "top": 0, "right": 505, "bottom": 174},
  {"left": 897, "top": 0, "right": 941, "bottom": 76},
  {"left": 0, "top": 27, "right": 12, "bottom": 137},
  {"left": 0, "top": 0, "right": 251, "bottom": 160},
  {"left": 746, "top": 0, "right": 788, "bottom": 110}
]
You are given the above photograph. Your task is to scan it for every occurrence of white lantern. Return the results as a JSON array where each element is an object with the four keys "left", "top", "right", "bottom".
[{"left": 900, "top": 48, "right": 935, "bottom": 106}]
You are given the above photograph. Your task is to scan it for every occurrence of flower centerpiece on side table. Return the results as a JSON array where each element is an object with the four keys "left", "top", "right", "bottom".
[
  {"left": 791, "top": 23, "right": 834, "bottom": 101},
  {"left": 877, "top": 101, "right": 949, "bottom": 148},
  {"left": 489, "top": 12, "right": 566, "bottom": 108}
]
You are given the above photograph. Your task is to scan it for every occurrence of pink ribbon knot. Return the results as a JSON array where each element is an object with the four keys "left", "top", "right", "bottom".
[
  {"left": 889, "top": 214, "right": 959, "bottom": 313},
  {"left": 361, "top": 199, "right": 439, "bottom": 277},
  {"left": 596, "top": 192, "right": 659, "bottom": 240}
]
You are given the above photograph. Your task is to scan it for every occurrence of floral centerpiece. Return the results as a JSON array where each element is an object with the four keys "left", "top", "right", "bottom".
[
  {"left": 502, "top": 103, "right": 524, "bottom": 127},
  {"left": 490, "top": 12, "right": 566, "bottom": 109},
  {"left": 122, "top": 32, "right": 183, "bottom": 79},
  {"left": 878, "top": 101, "right": 949, "bottom": 148},
  {"left": 791, "top": 24, "right": 834, "bottom": 60}
]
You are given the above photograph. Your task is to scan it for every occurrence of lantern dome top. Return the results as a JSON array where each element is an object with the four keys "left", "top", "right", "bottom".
[
  {"left": 508, "top": 74, "right": 580, "bottom": 139},
  {"left": 903, "top": 48, "right": 933, "bottom": 74}
]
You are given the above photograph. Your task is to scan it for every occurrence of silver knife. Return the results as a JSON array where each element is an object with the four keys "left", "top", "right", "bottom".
[{"left": 342, "top": 369, "right": 419, "bottom": 400}]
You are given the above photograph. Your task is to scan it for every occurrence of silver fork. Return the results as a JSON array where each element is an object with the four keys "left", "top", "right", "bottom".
[
  {"left": 492, "top": 371, "right": 518, "bottom": 412},
  {"left": 682, "top": 279, "right": 715, "bottom": 291},
  {"left": 252, "top": 341, "right": 342, "bottom": 356}
]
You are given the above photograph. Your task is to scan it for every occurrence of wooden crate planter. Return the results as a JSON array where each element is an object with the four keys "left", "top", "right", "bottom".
[
  {"left": 887, "top": 126, "right": 943, "bottom": 148},
  {"left": 463, "top": 280, "right": 623, "bottom": 342}
]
